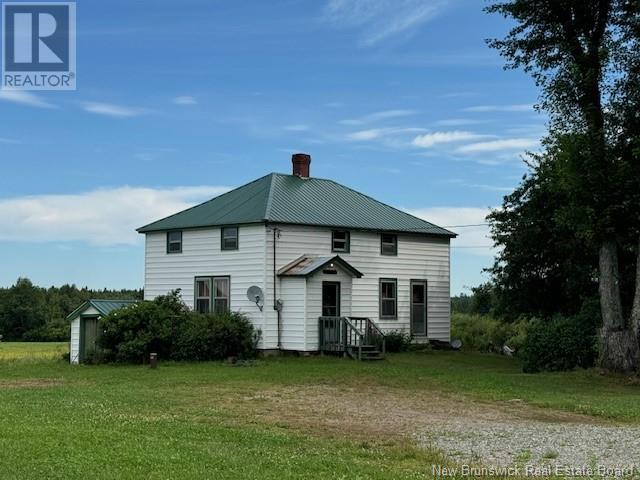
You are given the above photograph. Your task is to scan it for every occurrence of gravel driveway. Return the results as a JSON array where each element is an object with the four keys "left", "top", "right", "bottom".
[
  {"left": 233, "top": 384, "right": 640, "bottom": 473},
  {"left": 417, "top": 414, "right": 640, "bottom": 470}
]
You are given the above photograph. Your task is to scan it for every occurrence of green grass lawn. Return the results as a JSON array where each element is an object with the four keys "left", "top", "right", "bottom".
[
  {"left": 1, "top": 345, "right": 639, "bottom": 479},
  {"left": 0, "top": 341, "right": 67, "bottom": 361}
]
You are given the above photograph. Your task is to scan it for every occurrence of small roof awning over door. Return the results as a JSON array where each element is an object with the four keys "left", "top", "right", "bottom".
[{"left": 277, "top": 255, "right": 363, "bottom": 278}]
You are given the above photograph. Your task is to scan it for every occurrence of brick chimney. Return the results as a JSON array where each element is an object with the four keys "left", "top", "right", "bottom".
[{"left": 292, "top": 153, "right": 311, "bottom": 178}]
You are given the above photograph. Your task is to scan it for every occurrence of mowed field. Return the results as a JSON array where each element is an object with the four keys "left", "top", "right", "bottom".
[{"left": 1, "top": 343, "right": 640, "bottom": 479}]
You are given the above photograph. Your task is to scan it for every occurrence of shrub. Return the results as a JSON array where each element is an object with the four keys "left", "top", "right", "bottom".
[
  {"left": 451, "top": 313, "right": 530, "bottom": 353},
  {"left": 98, "top": 290, "right": 190, "bottom": 363},
  {"left": 97, "top": 290, "right": 260, "bottom": 364},
  {"left": 174, "top": 311, "right": 260, "bottom": 361},
  {"left": 384, "top": 330, "right": 412, "bottom": 353},
  {"left": 23, "top": 320, "right": 69, "bottom": 342},
  {"left": 521, "top": 308, "right": 598, "bottom": 373}
]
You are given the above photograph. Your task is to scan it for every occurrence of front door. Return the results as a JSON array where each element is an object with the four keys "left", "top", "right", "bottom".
[
  {"left": 322, "top": 281, "right": 341, "bottom": 317},
  {"left": 410, "top": 281, "right": 427, "bottom": 336},
  {"left": 80, "top": 316, "right": 100, "bottom": 362}
]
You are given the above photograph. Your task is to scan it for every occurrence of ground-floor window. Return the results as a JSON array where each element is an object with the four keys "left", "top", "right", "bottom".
[
  {"left": 213, "top": 277, "right": 230, "bottom": 313},
  {"left": 379, "top": 278, "right": 397, "bottom": 319},
  {"left": 194, "top": 276, "right": 230, "bottom": 313},
  {"left": 195, "top": 277, "right": 211, "bottom": 313}
]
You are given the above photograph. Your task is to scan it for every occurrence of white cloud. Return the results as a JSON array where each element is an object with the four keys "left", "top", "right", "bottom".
[
  {"left": 81, "top": 102, "right": 151, "bottom": 118},
  {"left": 339, "top": 109, "right": 416, "bottom": 125},
  {"left": 412, "top": 131, "right": 485, "bottom": 148},
  {"left": 347, "top": 129, "right": 385, "bottom": 141},
  {"left": 0, "top": 185, "right": 231, "bottom": 246},
  {"left": 463, "top": 104, "right": 534, "bottom": 113},
  {"left": 324, "top": 0, "right": 449, "bottom": 46},
  {"left": 457, "top": 138, "right": 539, "bottom": 153},
  {"left": 283, "top": 124, "right": 310, "bottom": 132},
  {"left": 0, "top": 90, "right": 55, "bottom": 108},
  {"left": 434, "top": 118, "right": 485, "bottom": 127},
  {"left": 0, "top": 137, "right": 21, "bottom": 144},
  {"left": 173, "top": 96, "right": 197, "bottom": 105},
  {"left": 346, "top": 126, "right": 426, "bottom": 141},
  {"left": 407, "top": 206, "right": 495, "bottom": 256}
]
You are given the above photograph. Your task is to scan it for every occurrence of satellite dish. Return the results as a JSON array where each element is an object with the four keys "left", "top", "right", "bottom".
[
  {"left": 247, "top": 286, "right": 264, "bottom": 311},
  {"left": 450, "top": 338, "right": 462, "bottom": 350}
]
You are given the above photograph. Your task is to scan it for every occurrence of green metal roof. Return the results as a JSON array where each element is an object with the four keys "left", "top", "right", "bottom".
[
  {"left": 137, "top": 173, "right": 456, "bottom": 237},
  {"left": 66, "top": 299, "right": 138, "bottom": 320}
]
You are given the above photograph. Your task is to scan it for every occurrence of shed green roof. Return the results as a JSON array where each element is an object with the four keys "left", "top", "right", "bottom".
[
  {"left": 137, "top": 173, "right": 456, "bottom": 237},
  {"left": 66, "top": 299, "right": 138, "bottom": 320}
]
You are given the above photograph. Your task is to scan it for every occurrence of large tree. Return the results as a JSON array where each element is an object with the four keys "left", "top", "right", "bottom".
[
  {"left": 488, "top": 135, "right": 599, "bottom": 320},
  {"left": 487, "top": 0, "right": 640, "bottom": 371}
]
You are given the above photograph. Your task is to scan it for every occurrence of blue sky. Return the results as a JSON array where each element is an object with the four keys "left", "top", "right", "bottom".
[{"left": 0, "top": 0, "right": 544, "bottom": 294}]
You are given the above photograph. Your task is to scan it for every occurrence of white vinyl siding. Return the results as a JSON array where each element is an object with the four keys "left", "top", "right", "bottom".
[
  {"left": 279, "top": 277, "right": 306, "bottom": 351},
  {"left": 143, "top": 224, "right": 267, "bottom": 343},
  {"left": 144, "top": 222, "right": 451, "bottom": 351},
  {"left": 265, "top": 224, "right": 451, "bottom": 343},
  {"left": 305, "top": 267, "right": 352, "bottom": 351}
]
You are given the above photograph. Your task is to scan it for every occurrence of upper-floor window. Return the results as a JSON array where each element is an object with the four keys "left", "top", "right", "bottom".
[
  {"left": 167, "top": 231, "right": 183, "bottom": 254},
  {"left": 380, "top": 233, "right": 397, "bottom": 256},
  {"left": 332, "top": 230, "right": 350, "bottom": 253},
  {"left": 380, "top": 278, "right": 397, "bottom": 319},
  {"left": 221, "top": 226, "right": 238, "bottom": 250}
]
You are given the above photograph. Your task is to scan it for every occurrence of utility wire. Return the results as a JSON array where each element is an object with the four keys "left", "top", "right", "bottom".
[{"left": 443, "top": 223, "right": 490, "bottom": 228}]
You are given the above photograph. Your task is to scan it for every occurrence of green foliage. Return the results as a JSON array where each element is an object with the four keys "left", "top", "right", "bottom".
[
  {"left": 98, "top": 291, "right": 259, "bottom": 363},
  {"left": 174, "top": 311, "right": 260, "bottom": 361},
  {"left": 0, "top": 277, "right": 142, "bottom": 341},
  {"left": 451, "top": 284, "right": 497, "bottom": 316},
  {"left": 99, "top": 290, "right": 190, "bottom": 363},
  {"left": 521, "top": 300, "right": 600, "bottom": 373},
  {"left": 0, "top": 278, "right": 47, "bottom": 340},
  {"left": 383, "top": 331, "right": 412, "bottom": 353},
  {"left": 470, "top": 283, "right": 496, "bottom": 315},
  {"left": 452, "top": 313, "right": 529, "bottom": 353},
  {"left": 450, "top": 293, "right": 473, "bottom": 314},
  {"left": 487, "top": 137, "right": 601, "bottom": 320},
  {"left": 486, "top": 0, "right": 640, "bottom": 371}
]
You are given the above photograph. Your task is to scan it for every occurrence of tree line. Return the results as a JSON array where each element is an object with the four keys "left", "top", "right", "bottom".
[{"left": 0, "top": 278, "right": 142, "bottom": 341}]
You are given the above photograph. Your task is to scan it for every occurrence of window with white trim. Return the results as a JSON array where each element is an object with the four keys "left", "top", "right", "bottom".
[
  {"left": 221, "top": 227, "right": 238, "bottom": 250},
  {"left": 195, "top": 277, "right": 211, "bottom": 313},
  {"left": 194, "top": 276, "right": 230, "bottom": 313},
  {"left": 380, "top": 278, "right": 397, "bottom": 319},
  {"left": 213, "top": 277, "right": 230, "bottom": 313},
  {"left": 380, "top": 233, "right": 397, "bottom": 256},
  {"left": 167, "top": 231, "right": 183, "bottom": 254},
  {"left": 331, "top": 230, "right": 350, "bottom": 253}
]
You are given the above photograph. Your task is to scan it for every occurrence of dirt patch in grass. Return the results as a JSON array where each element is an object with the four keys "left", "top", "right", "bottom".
[
  {"left": 214, "top": 383, "right": 607, "bottom": 440},
  {"left": 213, "top": 383, "right": 638, "bottom": 469},
  {"left": 0, "top": 379, "right": 64, "bottom": 389}
]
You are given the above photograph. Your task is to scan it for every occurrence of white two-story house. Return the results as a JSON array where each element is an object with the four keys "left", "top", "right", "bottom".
[{"left": 137, "top": 154, "right": 456, "bottom": 355}]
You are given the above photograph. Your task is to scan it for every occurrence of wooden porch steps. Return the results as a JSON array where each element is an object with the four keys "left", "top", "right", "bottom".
[{"left": 319, "top": 316, "right": 386, "bottom": 361}]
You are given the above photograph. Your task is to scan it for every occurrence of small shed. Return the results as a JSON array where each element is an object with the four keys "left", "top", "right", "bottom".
[{"left": 68, "top": 299, "right": 137, "bottom": 364}]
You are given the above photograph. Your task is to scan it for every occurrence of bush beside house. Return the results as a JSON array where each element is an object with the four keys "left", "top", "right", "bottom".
[
  {"left": 97, "top": 291, "right": 260, "bottom": 364},
  {"left": 451, "top": 299, "right": 599, "bottom": 373}
]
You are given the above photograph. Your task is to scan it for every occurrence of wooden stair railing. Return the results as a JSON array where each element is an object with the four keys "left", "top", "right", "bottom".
[{"left": 319, "top": 316, "right": 386, "bottom": 360}]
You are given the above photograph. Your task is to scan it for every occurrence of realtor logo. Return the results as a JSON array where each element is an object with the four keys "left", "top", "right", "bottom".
[{"left": 2, "top": 2, "right": 76, "bottom": 90}]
